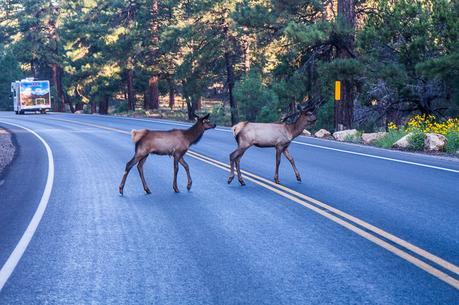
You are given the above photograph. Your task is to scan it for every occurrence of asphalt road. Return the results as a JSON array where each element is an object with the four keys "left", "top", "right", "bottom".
[{"left": 0, "top": 111, "right": 458, "bottom": 304}]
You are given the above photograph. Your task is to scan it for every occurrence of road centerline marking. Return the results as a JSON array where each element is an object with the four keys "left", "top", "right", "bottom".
[
  {"left": 43, "top": 116, "right": 459, "bottom": 289},
  {"left": 0, "top": 121, "right": 55, "bottom": 291}
]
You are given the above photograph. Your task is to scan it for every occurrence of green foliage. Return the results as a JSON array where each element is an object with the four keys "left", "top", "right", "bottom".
[
  {"left": 445, "top": 131, "right": 459, "bottom": 154},
  {"left": 0, "top": 52, "right": 23, "bottom": 110},
  {"left": 408, "top": 131, "right": 425, "bottom": 151},
  {"left": 374, "top": 130, "right": 407, "bottom": 149},
  {"left": 234, "top": 72, "right": 279, "bottom": 122}
]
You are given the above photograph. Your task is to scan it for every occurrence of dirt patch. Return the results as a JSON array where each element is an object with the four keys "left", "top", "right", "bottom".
[{"left": 0, "top": 128, "right": 15, "bottom": 175}]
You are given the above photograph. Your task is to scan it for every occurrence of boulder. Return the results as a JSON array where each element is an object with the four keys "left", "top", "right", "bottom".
[
  {"left": 302, "top": 129, "right": 312, "bottom": 136},
  {"left": 424, "top": 133, "right": 447, "bottom": 152},
  {"left": 333, "top": 129, "right": 359, "bottom": 142},
  {"left": 392, "top": 133, "right": 413, "bottom": 149},
  {"left": 314, "top": 129, "right": 332, "bottom": 138},
  {"left": 362, "top": 132, "right": 387, "bottom": 145}
]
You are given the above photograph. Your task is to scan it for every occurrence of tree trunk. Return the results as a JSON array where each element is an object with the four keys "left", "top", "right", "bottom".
[
  {"left": 51, "top": 64, "right": 66, "bottom": 112},
  {"left": 143, "top": 91, "right": 148, "bottom": 109},
  {"left": 225, "top": 52, "right": 239, "bottom": 125},
  {"left": 99, "top": 95, "right": 109, "bottom": 114},
  {"left": 127, "top": 69, "right": 135, "bottom": 111},
  {"left": 91, "top": 100, "right": 97, "bottom": 114},
  {"left": 168, "top": 77, "right": 175, "bottom": 109},
  {"left": 145, "top": 0, "right": 160, "bottom": 110},
  {"left": 334, "top": 0, "right": 355, "bottom": 131},
  {"left": 243, "top": 34, "right": 251, "bottom": 75},
  {"left": 147, "top": 75, "right": 159, "bottom": 109}
]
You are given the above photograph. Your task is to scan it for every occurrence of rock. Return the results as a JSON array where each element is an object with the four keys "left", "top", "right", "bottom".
[
  {"left": 74, "top": 110, "right": 84, "bottom": 114},
  {"left": 302, "top": 129, "right": 311, "bottom": 136},
  {"left": 362, "top": 132, "right": 387, "bottom": 145},
  {"left": 424, "top": 133, "right": 447, "bottom": 152},
  {"left": 333, "top": 129, "right": 359, "bottom": 142},
  {"left": 314, "top": 129, "right": 332, "bottom": 138},
  {"left": 392, "top": 133, "right": 413, "bottom": 149}
]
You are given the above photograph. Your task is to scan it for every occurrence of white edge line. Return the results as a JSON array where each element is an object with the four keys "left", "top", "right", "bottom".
[
  {"left": 292, "top": 141, "right": 459, "bottom": 174},
  {"left": 0, "top": 121, "right": 54, "bottom": 291},
  {"left": 60, "top": 113, "right": 459, "bottom": 174}
]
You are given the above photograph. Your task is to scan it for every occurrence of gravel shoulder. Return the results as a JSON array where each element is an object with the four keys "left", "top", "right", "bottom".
[{"left": 0, "top": 128, "right": 16, "bottom": 176}]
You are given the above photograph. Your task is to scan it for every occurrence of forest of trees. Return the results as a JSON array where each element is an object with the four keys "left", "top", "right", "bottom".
[{"left": 0, "top": 0, "right": 458, "bottom": 131}]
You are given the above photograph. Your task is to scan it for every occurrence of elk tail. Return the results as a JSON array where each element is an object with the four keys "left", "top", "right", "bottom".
[
  {"left": 232, "top": 122, "right": 248, "bottom": 144},
  {"left": 131, "top": 129, "right": 148, "bottom": 143}
]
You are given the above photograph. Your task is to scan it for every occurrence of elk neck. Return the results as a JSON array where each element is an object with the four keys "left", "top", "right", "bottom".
[
  {"left": 287, "top": 113, "right": 309, "bottom": 138},
  {"left": 185, "top": 122, "right": 205, "bottom": 145}
]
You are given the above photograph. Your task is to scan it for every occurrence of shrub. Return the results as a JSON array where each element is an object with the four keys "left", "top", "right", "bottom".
[
  {"left": 408, "top": 130, "right": 425, "bottom": 151},
  {"left": 374, "top": 129, "right": 406, "bottom": 148},
  {"left": 234, "top": 72, "right": 279, "bottom": 122},
  {"left": 344, "top": 131, "right": 363, "bottom": 143},
  {"left": 446, "top": 131, "right": 459, "bottom": 154}
]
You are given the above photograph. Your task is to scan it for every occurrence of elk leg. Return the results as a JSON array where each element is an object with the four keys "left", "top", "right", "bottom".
[
  {"left": 137, "top": 155, "right": 151, "bottom": 194},
  {"left": 229, "top": 147, "right": 247, "bottom": 186},
  {"left": 179, "top": 157, "right": 192, "bottom": 191},
  {"left": 228, "top": 148, "right": 240, "bottom": 184},
  {"left": 283, "top": 148, "right": 301, "bottom": 182},
  {"left": 173, "top": 157, "right": 180, "bottom": 193},
  {"left": 119, "top": 155, "right": 142, "bottom": 195},
  {"left": 235, "top": 158, "right": 245, "bottom": 186},
  {"left": 274, "top": 147, "right": 282, "bottom": 184},
  {"left": 235, "top": 148, "right": 247, "bottom": 186}
]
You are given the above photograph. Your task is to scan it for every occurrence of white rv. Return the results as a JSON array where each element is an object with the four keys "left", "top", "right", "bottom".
[{"left": 11, "top": 78, "right": 51, "bottom": 114}]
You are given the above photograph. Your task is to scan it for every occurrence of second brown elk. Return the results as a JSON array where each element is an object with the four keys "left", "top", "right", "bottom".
[
  {"left": 228, "top": 104, "right": 317, "bottom": 186},
  {"left": 119, "top": 114, "right": 216, "bottom": 195}
]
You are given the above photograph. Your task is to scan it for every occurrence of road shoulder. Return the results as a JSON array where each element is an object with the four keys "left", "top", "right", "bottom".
[{"left": 0, "top": 127, "right": 16, "bottom": 178}]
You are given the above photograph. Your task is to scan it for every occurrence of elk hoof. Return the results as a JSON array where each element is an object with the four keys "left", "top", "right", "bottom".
[
  {"left": 296, "top": 176, "right": 302, "bottom": 182},
  {"left": 173, "top": 186, "right": 180, "bottom": 193},
  {"left": 118, "top": 187, "right": 124, "bottom": 196},
  {"left": 145, "top": 188, "right": 152, "bottom": 195},
  {"left": 228, "top": 176, "right": 234, "bottom": 184},
  {"left": 274, "top": 178, "right": 280, "bottom": 184},
  {"left": 239, "top": 179, "right": 246, "bottom": 186},
  {"left": 187, "top": 182, "right": 192, "bottom": 191}
]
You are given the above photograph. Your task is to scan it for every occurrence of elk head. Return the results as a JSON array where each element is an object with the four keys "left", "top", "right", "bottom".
[{"left": 194, "top": 113, "right": 216, "bottom": 130}]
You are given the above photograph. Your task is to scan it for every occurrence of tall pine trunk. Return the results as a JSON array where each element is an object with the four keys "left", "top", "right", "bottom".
[
  {"left": 168, "top": 77, "right": 175, "bottom": 109},
  {"left": 225, "top": 52, "right": 239, "bottom": 125},
  {"left": 51, "top": 64, "right": 66, "bottom": 112},
  {"left": 334, "top": 0, "right": 355, "bottom": 131},
  {"left": 99, "top": 95, "right": 109, "bottom": 114},
  {"left": 146, "top": 0, "right": 160, "bottom": 110},
  {"left": 127, "top": 69, "right": 135, "bottom": 111}
]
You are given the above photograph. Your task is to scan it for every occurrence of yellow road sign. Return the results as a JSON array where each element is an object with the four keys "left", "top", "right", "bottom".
[{"left": 335, "top": 80, "right": 341, "bottom": 101}]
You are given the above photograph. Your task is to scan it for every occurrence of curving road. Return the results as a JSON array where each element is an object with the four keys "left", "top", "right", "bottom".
[{"left": 0, "top": 111, "right": 458, "bottom": 304}]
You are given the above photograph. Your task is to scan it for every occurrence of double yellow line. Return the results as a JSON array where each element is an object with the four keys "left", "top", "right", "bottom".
[{"left": 47, "top": 117, "right": 459, "bottom": 289}]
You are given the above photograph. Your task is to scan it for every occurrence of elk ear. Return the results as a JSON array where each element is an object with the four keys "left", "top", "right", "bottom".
[
  {"left": 193, "top": 113, "right": 199, "bottom": 120},
  {"left": 203, "top": 113, "right": 210, "bottom": 120}
]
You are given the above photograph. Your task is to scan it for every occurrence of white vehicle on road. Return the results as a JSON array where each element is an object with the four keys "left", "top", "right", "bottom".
[{"left": 11, "top": 78, "right": 51, "bottom": 114}]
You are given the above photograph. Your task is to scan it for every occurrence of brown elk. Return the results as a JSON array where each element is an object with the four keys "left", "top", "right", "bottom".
[
  {"left": 228, "top": 104, "right": 317, "bottom": 186},
  {"left": 119, "top": 114, "right": 216, "bottom": 195}
]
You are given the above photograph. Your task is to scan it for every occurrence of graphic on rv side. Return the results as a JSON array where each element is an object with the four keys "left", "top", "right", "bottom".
[{"left": 20, "top": 81, "right": 50, "bottom": 106}]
